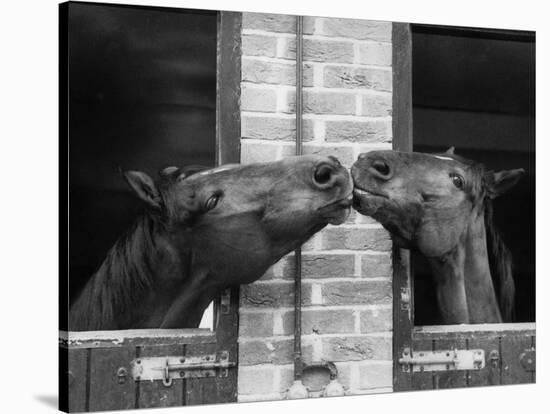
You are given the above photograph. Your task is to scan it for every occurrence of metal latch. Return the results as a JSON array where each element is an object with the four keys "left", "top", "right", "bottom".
[
  {"left": 399, "top": 347, "right": 485, "bottom": 372},
  {"left": 131, "top": 351, "right": 235, "bottom": 386}
]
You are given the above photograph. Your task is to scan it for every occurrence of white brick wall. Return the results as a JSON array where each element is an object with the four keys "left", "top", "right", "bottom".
[{"left": 238, "top": 12, "right": 394, "bottom": 400}]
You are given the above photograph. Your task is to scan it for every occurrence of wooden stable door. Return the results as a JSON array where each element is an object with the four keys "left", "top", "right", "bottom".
[
  {"left": 60, "top": 288, "right": 240, "bottom": 412},
  {"left": 392, "top": 248, "right": 535, "bottom": 391},
  {"left": 391, "top": 24, "right": 536, "bottom": 391}
]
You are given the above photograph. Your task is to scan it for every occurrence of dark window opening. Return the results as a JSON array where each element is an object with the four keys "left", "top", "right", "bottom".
[
  {"left": 411, "top": 25, "right": 535, "bottom": 325},
  {"left": 68, "top": 2, "right": 218, "bottom": 321}
]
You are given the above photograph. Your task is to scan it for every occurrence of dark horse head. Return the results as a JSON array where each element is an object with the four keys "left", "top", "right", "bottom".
[
  {"left": 351, "top": 148, "right": 524, "bottom": 324},
  {"left": 70, "top": 155, "right": 353, "bottom": 330}
]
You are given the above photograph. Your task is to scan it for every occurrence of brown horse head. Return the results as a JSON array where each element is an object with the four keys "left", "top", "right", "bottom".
[
  {"left": 351, "top": 148, "right": 523, "bottom": 324},
  {"left": 126, "top": 154, "right": 353, "bottom": 285},
  {"left": 70, "top": 155, "right": 352, "bottom": 330}
]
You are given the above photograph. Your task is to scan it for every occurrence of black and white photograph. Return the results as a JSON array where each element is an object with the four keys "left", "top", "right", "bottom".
[
  {"left": 1, "top": 0, "right": 544, "bottom": 413},
  {"left": 58, "top": 1, "right": 536, "bottom": 411}
]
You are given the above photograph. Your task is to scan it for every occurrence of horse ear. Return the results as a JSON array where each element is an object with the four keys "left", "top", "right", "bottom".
[
  {"left": 486, "top": 169, "right": 525, "bottom": 199},
  {"left": 445, "top": 146, "right": 455, "bottom": 155},
  {"left": 123, "top": 171, "right": 162, "bottom": 209}
]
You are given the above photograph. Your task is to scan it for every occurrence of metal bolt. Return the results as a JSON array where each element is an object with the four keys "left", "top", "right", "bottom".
[
  {"left": 180, "top": 358, "right": 185, "bottom": 363},
  {"left": 180, "top": 371, "right": 185, "bottom": 378},
  {"left": 136, "top": 359, "right": 141, "bottom": 364}
]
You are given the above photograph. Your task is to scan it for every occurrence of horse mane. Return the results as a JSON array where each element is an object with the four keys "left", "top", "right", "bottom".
[
  {"left": 69, "top": 214, "right": 161, "bottom": 330},
  {"left": 484, "top": 199, "right": 516, "bottom": 322}
]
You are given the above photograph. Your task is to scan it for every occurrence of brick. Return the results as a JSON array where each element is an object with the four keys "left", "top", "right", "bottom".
[
  {"left": 360, "top": 94, "right": 392, "bottom": 117},
  {"left": 304, "top": 38, "right": 354, "bottom": 63},
  {"left": 360, "top": 308, "right": 392, "bottom": 333},
  {"left": 303, "top": 63, "right": 314, "bottom": 87},
  {"left": 239, "top": 312, "right": 274, "bottom": 337},
  {"left": 243, "top": 13, "right": 297, "bottom": 33},
  {"left": 240, "top": 281, "right": 312, "bottom": 308},
  {"left": 355, "top": 213, "right": 380, "bottom": 225},
  {"left": 322, "top": 336, "right": 392, "bottom": 361},
  {"left": 325, "top": 119, "right": 391, "bottom": 143},
  {"left": 333, "top": 363, "right": 352, "bottom": 391},
  {"left": 242, "top": 34, "right": 278, "bottom": 58},
  {"left": 241, "top": 141, "right": 282, "bottom": 164},
  {"left": 238, "top": 367, "right": 276, "bottom": 394},
  {"left": 281, "top": 253, "right": 355, "bottom": 279},
  {"left": 324, "top": 65, "right": 392, "bottom": 92},
  {"left": 287, "top": 90, "right": 356, "bottom": 115},
  {"left": 361, "top": 253, "right": 392, "bottom": 278},
  {"left": 241, "top": 85, "right": 278, "bottom": 112},
  {"left": 282, "top": 309, "right": 355, "bottom": 335},
  {"left": 242, "top": 115, "right": 314, "bottom": 141},
  {"left": 243, "top": 58, "right": 295, "bottom": 86},
  {"left": 358, "top": 363, "right": 392, "bottom": 389},
  {"left": 302, "top": 309, "right": 355, "bottom": 334},
  {"left": 277, "top": 37, "right": 296, "bottom": 60},
  {"left": 301, "top": 233, "right": 320, "bottom": 251},
  {"left": 319, "top": 19, "right": 392, "bottom": 42},
  {"left": 282, "top": 144, "right": 355, "bottom": 167},
  {"left": 239, "top": 339, "right": 313, "bottom": 365},
  {"left": 323, "top": 227, "right": 392, "bottom": 251},
  {"left": 357, "top": 42, "right": 392, "bottom": 66},
  {"left": 278, "top": 366, "right": 295, "bottom": 392},
  {"left": 280, "top": 310, "right": 294, "bottom": 336},
  {"left": 322, "top": 280, "right": 392, "bottom": 306},
  {"left": 302, "top": 16, "right": 317, "bottom": 35}
]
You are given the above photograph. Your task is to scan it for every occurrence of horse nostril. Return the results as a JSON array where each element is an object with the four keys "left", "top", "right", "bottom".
[
  {"left": 313, "top": 164, "right": 333, "bottom": 186},
  {"left": 372, "top": 160, "right": 391, "bottom": 177}
]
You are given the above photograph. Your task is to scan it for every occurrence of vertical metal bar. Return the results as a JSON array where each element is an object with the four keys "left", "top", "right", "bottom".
[{"left": 293, "top": 15, "right": 304, "bottom": 381}]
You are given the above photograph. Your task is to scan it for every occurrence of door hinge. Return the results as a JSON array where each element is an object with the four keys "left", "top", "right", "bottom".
[
  {"left": 130, "top": 351, "right": 235, "bottom": 386},
  {"left": 399, "top": 347, "right": 485, "bottom": 372}
]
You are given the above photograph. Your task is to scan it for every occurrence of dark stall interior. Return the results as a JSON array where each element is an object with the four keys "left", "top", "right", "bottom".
[
  {"left": 411, "top": 26, "right": 536, "bottom": 324},
  {"left": 68, "top": 3, "right": 217, "bottom": 303}
]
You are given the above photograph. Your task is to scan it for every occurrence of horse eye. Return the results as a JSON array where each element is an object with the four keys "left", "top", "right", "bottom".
[
  {"left": 204, "top": 195, "right": 220, "bottom": 211},
  {"left": 450, "top": 173, "right": 465, "bottom": 189}
]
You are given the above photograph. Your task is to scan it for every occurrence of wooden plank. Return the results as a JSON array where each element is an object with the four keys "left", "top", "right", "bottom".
[
  {"left": 65, "top": 347, "right": 89, "bottom": 413},
  {"left": 410, "top": 338, "right": 435, "bottom": 391},
  {"left": 500, "top": 330, "right": 534, "bottom": 385},
  {"left": 185, "top": 342, "right": 219, "bottom": 405},
  {"left": 466, "top": 335, "right": 501, "bottom": 387},
  {"left": 216, "top": 11, "right": 242, "bottom": 166},
  {"left": 432, "top": 337, "right": 467, "bottom": 389},
  {"left": 531, "top": 334, "right": 536, "bottom": 382},
  {"left": 68, "top": 348, "right": 88, "bottom": 412},
  {"left": 137, "top": 344, "right": 185, "bottom": 409},
  {"left": 63, "top": 329, "right": 216, "bottom": 349},
  {"left": 391, "top": 21, "right": 414, "bottom": 393},
  {"left": 88, "top": 346, "right": 136, "bottom": 412},
  {"left": 392, "top": 22, "right": 413, "bottom": 153},
  {"left": 393, "top": 247, "right": 414, "bottom": 391},
  {"left": 414, "top": 322, "right": 535, "bottom": 336}
]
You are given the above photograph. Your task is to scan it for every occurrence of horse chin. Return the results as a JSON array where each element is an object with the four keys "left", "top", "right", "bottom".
[
  {"left": 325, "top": 206, "right": 351, "bottom": 225},
  {"left": 318, "top": 195, "right": 353, "bottom": 225},
  {"left": 352, "top": 188, "right": 387, "bottom": 216}
]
